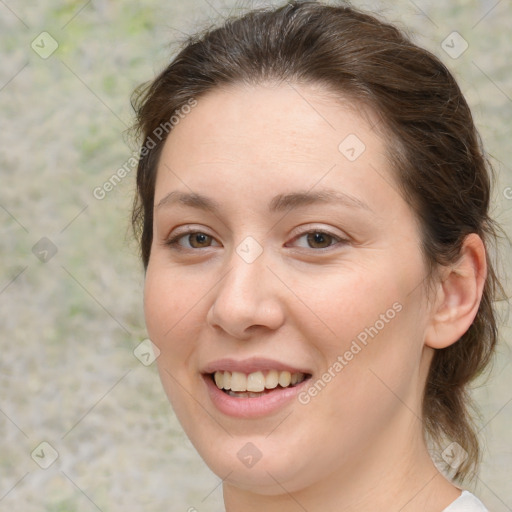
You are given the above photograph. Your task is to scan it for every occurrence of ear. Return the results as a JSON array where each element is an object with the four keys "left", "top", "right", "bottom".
[{"left": 425, "top": 233, "right": 487, "bottom": 349}]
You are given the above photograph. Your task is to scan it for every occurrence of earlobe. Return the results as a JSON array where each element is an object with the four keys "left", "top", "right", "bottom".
[{"left": 425, "top": 233, "right": 487, "bottom": 349}]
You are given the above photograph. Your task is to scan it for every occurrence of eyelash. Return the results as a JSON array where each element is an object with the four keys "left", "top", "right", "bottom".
[{"left": 164, "top": 228, "right": 348, "bottom": 252}]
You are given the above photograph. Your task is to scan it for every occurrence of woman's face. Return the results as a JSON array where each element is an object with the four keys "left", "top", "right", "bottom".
[{"left": 144, "top": 83, "right": 434, "bottom": 494}]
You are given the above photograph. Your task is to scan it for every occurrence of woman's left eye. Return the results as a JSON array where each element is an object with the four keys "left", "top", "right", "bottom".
[{"left": 287, "top": 230, "right": 346, "bottom": 250}]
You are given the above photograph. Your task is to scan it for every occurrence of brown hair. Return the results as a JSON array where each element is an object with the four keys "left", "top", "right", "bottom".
[{"left": 131, "top": 1, "right": 503, "bottom": 481}]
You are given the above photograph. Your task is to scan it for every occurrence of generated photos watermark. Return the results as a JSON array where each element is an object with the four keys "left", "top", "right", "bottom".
[
  {"left": 93, "top": 97, "right": 197, "bottom": 200},
  {"left": 298, "top": 301, "right": 403, "bottom": 404}
]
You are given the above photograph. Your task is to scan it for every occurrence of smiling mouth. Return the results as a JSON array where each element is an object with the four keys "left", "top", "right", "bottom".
[{"left": 209, "top": 370, "right": 312, "bottom": 398}]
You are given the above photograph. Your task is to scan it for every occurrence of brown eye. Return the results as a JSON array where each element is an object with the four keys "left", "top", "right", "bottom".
[
  {"left": 288, "top": 230, "right": 344, "bottom": 250},
  {"left": 188, "top": 232, "right": 213, "bottom": 248},
  {"left": 165, "top": 230, "right": 220, "bottom": 250},
  {"left": 306, "top": 232, "right": 335, "bottom": 249}
]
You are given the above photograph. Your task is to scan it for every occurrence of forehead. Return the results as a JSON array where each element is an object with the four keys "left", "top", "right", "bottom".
[
  {"left": 155, "top": 82, "right": 395, "bottom": 210},
  {"left": 163, "top": 82, "right": 379, "bottom": 154}
]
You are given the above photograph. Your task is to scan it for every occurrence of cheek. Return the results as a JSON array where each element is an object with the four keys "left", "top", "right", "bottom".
[
  {"left": 143, "top": 259, "right": 203, "bottom": 362},
  {"left": 298, "top": 256, "right": 427, "bottom": 399},
  {"left": 299, "top": 262, "right": 404, "bottom": 348},
  {"left": 144, "top": 261, "right": 205, "bottom": 416}
]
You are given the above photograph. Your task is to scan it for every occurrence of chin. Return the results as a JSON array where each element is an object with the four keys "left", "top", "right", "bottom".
[{"left": 189, "top": 432, "right": 319, "bottom": 495}]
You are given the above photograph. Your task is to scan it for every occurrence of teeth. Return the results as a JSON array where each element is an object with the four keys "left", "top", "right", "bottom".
[
  {"left": 214, "top": 372, "right": 223, "bottom": 388},
  {"left": 279, "top": 371, "right": 291, "bottom": 387},
  {"left": 230, "top": 371, "right": 246, "bottom": 392},
  {"left": 247, "top": 371, "right": 265, "bottom": 392},
  {"left": 223, "top": 371, "right": 231, "bottom": 390},
  {"left": 227, "top": 391, "right": 264, "bottom": 398},
  {"left": 265, "top": 370, "right": 279, "bottom": 389},
  {"left": 213, "top": 370, "right": 306, "bottom": 392}
]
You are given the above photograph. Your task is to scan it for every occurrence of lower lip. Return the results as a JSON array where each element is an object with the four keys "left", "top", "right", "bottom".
[{"left": 202, "top": 374, "right": 311, "bottom": 419}]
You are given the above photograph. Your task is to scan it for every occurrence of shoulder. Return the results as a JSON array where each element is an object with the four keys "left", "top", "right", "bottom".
[{"left": 442, "top": 490, "right": 488, "bottom": 512}]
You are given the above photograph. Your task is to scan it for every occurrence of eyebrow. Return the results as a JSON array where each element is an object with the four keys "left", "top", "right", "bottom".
[{"left": 155, "top": 189, "right": 372, "bottom": 213}]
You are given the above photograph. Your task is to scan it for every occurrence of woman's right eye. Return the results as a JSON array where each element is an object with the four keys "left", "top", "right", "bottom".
[{"left": 165, "top": 231, "right": 220, "bottom": 250}]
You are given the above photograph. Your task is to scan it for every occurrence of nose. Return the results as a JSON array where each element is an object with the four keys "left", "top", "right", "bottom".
[{"left": 206, "top": 248, "right": 286, "bottom": 339}]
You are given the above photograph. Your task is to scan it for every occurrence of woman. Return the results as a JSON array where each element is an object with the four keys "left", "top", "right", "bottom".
[{"left": 131, "top": 2, "right": 503, "bottom": 510}]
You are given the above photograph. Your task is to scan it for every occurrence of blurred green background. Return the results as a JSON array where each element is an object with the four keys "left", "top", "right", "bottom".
[{"left": 0, "top": 1, "right": 510, "bottom": 511}]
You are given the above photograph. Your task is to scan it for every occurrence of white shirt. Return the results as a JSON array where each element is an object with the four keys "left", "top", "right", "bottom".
[{"left": 442, "top": 491, "right": 488, "bottom": 511}]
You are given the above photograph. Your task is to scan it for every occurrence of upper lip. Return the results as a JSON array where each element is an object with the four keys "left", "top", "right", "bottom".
[{"left": 202, "top": 357, "right": 312, "bottom": 375}]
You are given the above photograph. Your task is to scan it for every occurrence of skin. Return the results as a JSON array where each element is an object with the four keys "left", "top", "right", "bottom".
[{"left": 144, "top": 82, "right": 486, "bottom": 512}]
